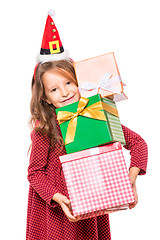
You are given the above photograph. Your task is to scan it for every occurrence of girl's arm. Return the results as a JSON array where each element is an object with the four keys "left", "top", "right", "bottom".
[
  {"left": 122, "top": 125, "right": 148, "bottom": 209},
  {"left": 28, "top": 129, "right": 60, "bottom": 207},
  {"left": 122, "top": 124, "right": 148, "bottom": 176}
]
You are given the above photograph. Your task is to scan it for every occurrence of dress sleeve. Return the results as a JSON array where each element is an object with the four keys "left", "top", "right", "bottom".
[
  {"left": 122, "top": 125, "right": 148, "bottom": 175},
  {"left": 27, "top": 129, "right": 59, "bottom": 207}
]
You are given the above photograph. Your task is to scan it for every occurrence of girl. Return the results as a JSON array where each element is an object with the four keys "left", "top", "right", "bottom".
[{"left": 26, "top": 59, "right": 148, "bottom": 240}]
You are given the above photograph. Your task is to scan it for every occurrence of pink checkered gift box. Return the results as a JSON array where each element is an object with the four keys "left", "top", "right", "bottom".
[{"left": 60, "top": 142, "right": 135, "bottom": 220}]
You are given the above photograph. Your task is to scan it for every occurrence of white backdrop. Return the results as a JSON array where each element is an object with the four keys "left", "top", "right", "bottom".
[{"left": 0, "top": 0, "right": 159, "bottom": 239}]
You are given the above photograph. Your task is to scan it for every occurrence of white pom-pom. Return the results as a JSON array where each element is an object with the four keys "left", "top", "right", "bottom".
[{"left": 48, "top": 9, "right": 55, "bottom": 17}]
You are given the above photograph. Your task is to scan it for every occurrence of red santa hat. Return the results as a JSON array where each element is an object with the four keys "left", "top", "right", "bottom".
[{"left": 36, "top": 10, "right": 69, "bottom": 63}]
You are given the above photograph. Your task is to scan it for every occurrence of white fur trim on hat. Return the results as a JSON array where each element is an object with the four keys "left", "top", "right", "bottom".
[{"left": 36, "top": 50, "right": 69, "bottom": 64}]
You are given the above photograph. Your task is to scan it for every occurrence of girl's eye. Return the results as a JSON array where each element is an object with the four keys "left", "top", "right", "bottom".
[
  {"left": 66, "top": 81, "right": 71, "bottom": 85},
  {"left": 51, "top": 88, "right": 57, "bottom": 92}
]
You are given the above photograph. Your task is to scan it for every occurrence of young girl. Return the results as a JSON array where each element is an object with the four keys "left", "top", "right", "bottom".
[{"left": 26, "top": 59, "right": 148, "bottom": 240}]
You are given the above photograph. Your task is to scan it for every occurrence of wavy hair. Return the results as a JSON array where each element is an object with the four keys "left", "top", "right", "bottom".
[{"left": 29, "top": 59, "right": 78, "bottom": 147}]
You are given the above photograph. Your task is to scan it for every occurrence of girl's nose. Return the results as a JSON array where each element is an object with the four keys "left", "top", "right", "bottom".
[{"left": 61, "top": 87, "right": 69, "bottom": 97}]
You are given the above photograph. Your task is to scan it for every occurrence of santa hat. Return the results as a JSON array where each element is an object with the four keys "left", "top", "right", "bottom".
[{"left": 36, "top": 10, "right": 69, "bottom": 63}]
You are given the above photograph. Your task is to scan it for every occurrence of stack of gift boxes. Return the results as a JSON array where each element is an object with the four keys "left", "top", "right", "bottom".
[{"left": 56, "top": 52, "right": 135, "bottom": 220}]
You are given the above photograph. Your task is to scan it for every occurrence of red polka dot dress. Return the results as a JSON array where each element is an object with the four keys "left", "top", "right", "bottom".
[{"left": 26, "top": 124, "right": 148, "bottom": 240}]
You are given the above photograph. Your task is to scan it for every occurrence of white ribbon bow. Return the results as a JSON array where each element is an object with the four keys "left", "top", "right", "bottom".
[{"left": 79, "top": 72, "right": 125, "bottom": 96}]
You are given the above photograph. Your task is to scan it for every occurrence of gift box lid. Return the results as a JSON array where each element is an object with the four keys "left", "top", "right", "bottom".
[{"left": 59, "top": 142, "right": 122, "bottom": 163}]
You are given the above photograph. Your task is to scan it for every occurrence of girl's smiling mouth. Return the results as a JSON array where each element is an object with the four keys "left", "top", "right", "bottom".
[{"left": 61, "top": 95, "right": 76, "bottom": 104}]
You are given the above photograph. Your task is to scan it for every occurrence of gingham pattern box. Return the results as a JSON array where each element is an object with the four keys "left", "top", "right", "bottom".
[{"left": 60, "top": 142, "right": 135, "bottom": 220}]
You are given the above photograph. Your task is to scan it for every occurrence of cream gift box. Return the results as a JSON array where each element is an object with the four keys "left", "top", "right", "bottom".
[{"left": 74, "top": 52, "right": 127, "bottom": 102}]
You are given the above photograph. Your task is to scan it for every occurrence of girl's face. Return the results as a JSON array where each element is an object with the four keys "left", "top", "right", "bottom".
[{"left": 42, "top": 69, "right": 81, "bottom": 108}]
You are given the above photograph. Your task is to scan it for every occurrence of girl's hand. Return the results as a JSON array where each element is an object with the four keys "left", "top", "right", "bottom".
[
  {"left": 129, "top": 167, "right": 140, "bottom": 209},
  {"left": 52, "top": 193, "right": 81, "bottom": 222},
  {"left": 129, "top": 176, "right": 138, "bottom": 209}
]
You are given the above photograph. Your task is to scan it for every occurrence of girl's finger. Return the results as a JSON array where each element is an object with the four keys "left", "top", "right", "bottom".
[
  {"left": 129, "top": 200, "right": 138, "bottom": 209},
  {"left": 61, "top": 203, "right": 77, "bottom": 221},
  {"left": 61, "top": 197, "right": 81, "bottom": 222},
  {"left": 62, "top": 196, "right": 71, "bottom": 204}
]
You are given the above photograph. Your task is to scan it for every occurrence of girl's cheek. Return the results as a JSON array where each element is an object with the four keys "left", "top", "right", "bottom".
[{"left": 72, "top": 85, "right": 79, "bottom": 92}]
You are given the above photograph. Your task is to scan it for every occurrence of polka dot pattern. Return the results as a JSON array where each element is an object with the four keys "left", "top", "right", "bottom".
[
  {"left": 26, "top": 123, "right": 147, "bottom": 239},
  {"left": 122, "top": 125, "right": 148, "bottom": 175}
]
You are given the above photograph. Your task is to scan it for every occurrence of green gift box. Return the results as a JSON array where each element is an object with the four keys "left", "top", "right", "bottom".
[
  {"left": 102, "top": 97, "right": 126, "bottom": 145},
  {"left": 56, "top": 94, "right": 125, "bottom": 154}
]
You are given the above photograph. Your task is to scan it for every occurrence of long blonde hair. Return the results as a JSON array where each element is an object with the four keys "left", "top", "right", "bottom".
[{"left": 30, "top": 59, "right": 78, "bottom": 147}]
